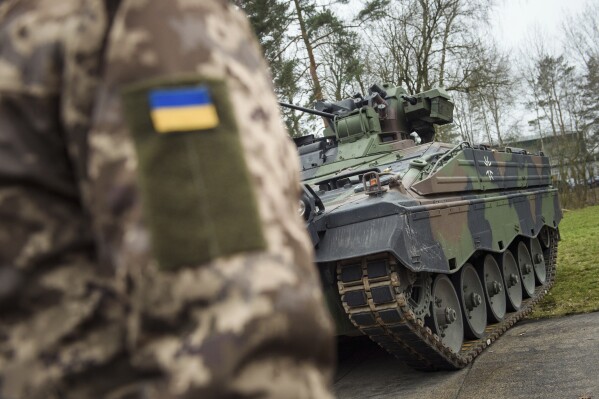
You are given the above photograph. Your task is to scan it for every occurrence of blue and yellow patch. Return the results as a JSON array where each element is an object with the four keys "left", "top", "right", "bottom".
[{"left": 148, "top": 86, "right": 220, "bottom": 133}]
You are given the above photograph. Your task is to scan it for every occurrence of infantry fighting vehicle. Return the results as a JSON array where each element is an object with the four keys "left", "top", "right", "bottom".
[{"left": 282, "top": 83, "right": 561, "bottom": 370}]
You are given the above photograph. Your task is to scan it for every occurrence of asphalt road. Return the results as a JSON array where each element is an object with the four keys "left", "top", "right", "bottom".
[{"left": 335, "top": 312, "right": 599, "bottom": 399}]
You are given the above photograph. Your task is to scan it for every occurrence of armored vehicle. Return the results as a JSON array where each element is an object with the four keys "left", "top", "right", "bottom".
[{"left": 283, "top": 83, "right": 561, "bottom": 370}]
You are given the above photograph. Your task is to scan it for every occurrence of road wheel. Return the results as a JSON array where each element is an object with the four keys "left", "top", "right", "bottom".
[
  {"left": 453, "top": 263, "right": 487, "bottom": 339},
  {"left": 501, "top": 250, "right": 523, "bottom": 312},
  {"left": 530, "top": 237, "right": 547, "bottom": 285},
  {"left": 517, "top": 241, "right": 536, "bottom": 298},
  {"left": 428, "top": 274, "right": 464, "bottom": 353},
  {"left": 479, "top": 254, "right": 506, "bottom": 323}
]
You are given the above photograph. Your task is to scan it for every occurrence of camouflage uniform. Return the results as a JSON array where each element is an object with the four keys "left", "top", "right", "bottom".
[{"left": 0, "top": 1, "right": 335, "bottom": 398}]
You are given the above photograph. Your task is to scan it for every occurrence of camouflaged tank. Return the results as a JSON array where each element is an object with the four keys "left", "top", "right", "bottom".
[{"left": 283, "top": 83, "right": 562, "bottom": 370}]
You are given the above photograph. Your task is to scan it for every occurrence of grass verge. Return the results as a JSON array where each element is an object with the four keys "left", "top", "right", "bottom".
[{"left": 529, "top": 204, "right": 599, "bottom": 319}]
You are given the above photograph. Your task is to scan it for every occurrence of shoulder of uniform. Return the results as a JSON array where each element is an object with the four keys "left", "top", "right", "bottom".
[{"left": 0, "top": 0, "right": 109, "bottom": 95}]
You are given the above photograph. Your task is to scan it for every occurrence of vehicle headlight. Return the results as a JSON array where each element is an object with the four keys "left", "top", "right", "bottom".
[{"left": 298, "top": 199, "right": 307, "bottom": 217}]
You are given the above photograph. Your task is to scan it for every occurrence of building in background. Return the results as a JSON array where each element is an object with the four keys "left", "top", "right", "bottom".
[{"left": 507, "top": 132, "right": 599, "bottom": 187}]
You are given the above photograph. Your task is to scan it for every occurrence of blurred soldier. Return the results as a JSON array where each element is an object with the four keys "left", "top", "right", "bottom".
[{"left": 0, "top": 1, "right": 335, "bottom": 398}]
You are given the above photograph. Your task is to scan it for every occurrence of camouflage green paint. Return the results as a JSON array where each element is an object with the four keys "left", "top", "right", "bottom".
[
  {"left": 292, "top": 84, "right": 562, "bottom": 339},
  {"left": 297, "top": 84, "right": 454, "bottom": 181}
]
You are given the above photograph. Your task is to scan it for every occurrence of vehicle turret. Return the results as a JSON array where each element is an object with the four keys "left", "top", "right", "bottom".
[
  {"left": 282, "top": 82, "right": 453, "bottom": 144},
  {"left": 281, "top": 84, "right": 454, "bottom": 177}
]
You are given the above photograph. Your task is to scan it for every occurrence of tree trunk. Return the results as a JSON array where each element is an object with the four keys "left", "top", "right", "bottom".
[
  {"left": 293, "top": 0, "right": 323, "bottom": 100},
  {"left": 439, "top": 2, "right": 457, "bottom": 88}
]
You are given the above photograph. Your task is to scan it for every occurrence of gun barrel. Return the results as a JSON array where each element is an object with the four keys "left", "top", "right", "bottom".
[{"left": 279, "top": 102, "right": 336, "bottom": 119}]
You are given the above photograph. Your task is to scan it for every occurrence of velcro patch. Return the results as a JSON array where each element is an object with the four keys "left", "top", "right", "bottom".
[{"left": 121, "top": 77, "right": 266, "bottom": 270}]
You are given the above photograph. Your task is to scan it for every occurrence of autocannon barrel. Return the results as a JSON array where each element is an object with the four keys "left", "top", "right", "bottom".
[{"left": 279, "top": 102, "right": 337, "bottom": 119}]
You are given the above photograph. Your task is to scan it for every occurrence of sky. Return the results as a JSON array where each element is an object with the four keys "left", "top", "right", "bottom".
[
  {"left": 491, "top": 0, "right": 588, "bottom": 51},
  {"left": 489, "top": 0, "right": 590, "bottom": 138},
  {"left": 336, "top": 0, "right": 592, "bottom": 53}
]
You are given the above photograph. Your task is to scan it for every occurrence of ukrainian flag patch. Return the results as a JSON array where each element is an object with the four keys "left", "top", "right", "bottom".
[{"left": 149, "top": 86, "right": 220, "bottom": 133}]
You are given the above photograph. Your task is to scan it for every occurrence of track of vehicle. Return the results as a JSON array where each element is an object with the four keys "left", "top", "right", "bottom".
[{"left": 337, "top": 229, "right": 558, "bottom": 370}]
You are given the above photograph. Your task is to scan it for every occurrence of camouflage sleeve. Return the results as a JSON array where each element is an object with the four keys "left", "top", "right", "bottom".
[
  {"left": 83, "top": 0, "right": 335, "bottom": 397},
  {"left": 0, "top": 2, "right": 129, "bottom": 398},
  {"left": 0, "top": 1, "right": 97, "bottom": 292}
]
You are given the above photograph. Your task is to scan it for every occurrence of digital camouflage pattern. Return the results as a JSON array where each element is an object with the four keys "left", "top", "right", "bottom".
[
  {"left": 0, "top": 1, "right": 334, "bottom": 398},
  {"left": 293, "top": 83, "right": 561, "bottom": 367}
]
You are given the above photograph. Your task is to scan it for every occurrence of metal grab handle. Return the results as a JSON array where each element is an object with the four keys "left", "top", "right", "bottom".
[{"left": 427, "top": 141, "right": 470, "bottom": 178}]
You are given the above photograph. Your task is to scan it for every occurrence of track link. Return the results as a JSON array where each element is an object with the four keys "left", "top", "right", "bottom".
[{"left": 337, "top": 229, "right": 558, "bottom": 370}]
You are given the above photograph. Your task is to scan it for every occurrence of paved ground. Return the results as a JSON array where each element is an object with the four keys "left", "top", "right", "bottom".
[{"left": 335, "top": 312, "right": 599, "bottom": 399}]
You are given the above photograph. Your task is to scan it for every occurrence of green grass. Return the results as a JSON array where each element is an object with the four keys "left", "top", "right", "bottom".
[{"left": 529, "top": 204, "right": 599, "bottom": 319}]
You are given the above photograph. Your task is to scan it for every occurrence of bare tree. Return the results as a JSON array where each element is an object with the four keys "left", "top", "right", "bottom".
[
  {"left": 562, "top": 2, "right": 599, "bottom": 67},
  {"left": 472, "top": 46, "right": 518, "bottom": 147},
  {"left": 359, "top": 0, "right": 492, "bottom": 93},
  {"left": 522, "top": 48, "right": 592, "bottom": 206}
]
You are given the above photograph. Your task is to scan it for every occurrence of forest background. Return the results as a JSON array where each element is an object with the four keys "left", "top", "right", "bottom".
[{"left": 235, "top": 0, "right": 598, "bottom": 208}]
